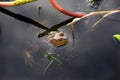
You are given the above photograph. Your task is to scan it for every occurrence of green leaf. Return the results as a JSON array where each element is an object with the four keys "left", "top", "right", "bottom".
[
  {"left": 43, "top": 50, "right": 53, "bottom": 59},
  {"left": 43, "top": 50, "right": 63, "bottom": 75},
  {"left": 51, "top": 56, "right": 63, "bottom": 65},
  {"left": 44, "top": 50, "right": 63, "bottom": 65},
  {"left": 43, "top": 60, "right": 54, "bottom": 76},
  {"left": 113, "top": 34, "right": 120, "bottom": 42},
  {"left": 14, "top": 0, "right": 36, "bottom": 6}
]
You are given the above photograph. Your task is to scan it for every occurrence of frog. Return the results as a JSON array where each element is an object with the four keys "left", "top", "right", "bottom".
[{"left": 48, "top": 31, "right": 68, "bottom": 47}]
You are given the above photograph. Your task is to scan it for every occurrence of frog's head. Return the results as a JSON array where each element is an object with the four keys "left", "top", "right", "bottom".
[{"left": 48, "top": 31, "right": 68, "bottom": 47}]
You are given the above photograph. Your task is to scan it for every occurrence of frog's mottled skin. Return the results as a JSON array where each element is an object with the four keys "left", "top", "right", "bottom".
[
  {"left": 113, "top": 34, "right": 120, "bottom": 42},
  {"left": 48, "top": 31, "right": 68, "bottom": 47},
  {"left": 14, "top": 0, "right": 36, "bottom": 6}
]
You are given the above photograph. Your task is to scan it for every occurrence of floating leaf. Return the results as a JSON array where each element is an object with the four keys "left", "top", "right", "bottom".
[{"left": 113, "top": 34, "right": 120, "bottom": 42}]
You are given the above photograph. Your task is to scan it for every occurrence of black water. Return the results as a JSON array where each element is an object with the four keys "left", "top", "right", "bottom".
[{"left": 0, "top": 0, "right": 120, "bottom": 80}]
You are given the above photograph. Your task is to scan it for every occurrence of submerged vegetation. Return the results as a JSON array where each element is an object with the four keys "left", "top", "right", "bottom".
[
  {"left": 43, "top": 50, "right": 62, "bottom": 75},
  {"left": 24, "top": 50, "right": 34, "bottom": 67}
]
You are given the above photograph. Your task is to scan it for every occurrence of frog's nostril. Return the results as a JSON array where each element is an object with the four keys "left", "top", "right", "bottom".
[{"left": 59, "top": 33, "right": 64, "bottom": 36}]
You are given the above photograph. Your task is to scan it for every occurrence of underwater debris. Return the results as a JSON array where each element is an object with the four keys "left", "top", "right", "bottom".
[
  {"left": 37, "top": 5, "right": 41, "bottom": 17},
  {"left": 0, "top": 0, "right": 36, "bottom": 7},
  {"left": 24, "top": 51, "right": 34, "bottom": 67},
  {"left": 48, "top": 31, "right": 68, "bottom": 47},
  {"left": 66, "top": 9, "right": 120, "bottom": 47},
  {"left": 87, "top": 0, "right": 103, "bottom": 9},
  {"left": 43, "top": 50, "right": 62, "bottom": 75}
]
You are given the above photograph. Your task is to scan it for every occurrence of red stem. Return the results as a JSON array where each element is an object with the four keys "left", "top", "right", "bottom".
[{"left": 49, "top": 0, "right": 86, "bottom": 17}]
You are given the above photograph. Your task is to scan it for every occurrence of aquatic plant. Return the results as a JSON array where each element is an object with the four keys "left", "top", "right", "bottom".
[
  {"left": 43, "top": 50, "right": 62, "bottom": 75},
  {"left": 113, "top": 34, "right": 120, "bottom": 42},
  {"left": 0, "top": 0, "right": 36, "bottom": 7},
  {"left": 68, "top": 10, "right": 120, "bottom": 27},
  {"left": 87, "top": 0, "right": 103, "bottom": 9},
  {"left": 49, "top": 0, "right": 120, "bottom": 27},
  {"left": 49, "top": 0, "right": 120, "bottom": 47}
]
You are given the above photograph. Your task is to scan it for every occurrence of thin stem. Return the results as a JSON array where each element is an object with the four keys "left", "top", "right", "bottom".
[
  {"left": 0, "top": 2, "right": 14, "bottom": 7},
  {"left": 70, "top": 23, "right": 75, "bottom": 47},
  {"left": 0, "top": 0, "right": 36, "bottom": 7},
  {"left": 93, "top": 10, "right": 120, "bottom": 28},
  {"left": 43, "top": 60, "right": 54, "bottom": 76},
  {"left": 68, "top": 10, "right": 120, "bottom": 29}
]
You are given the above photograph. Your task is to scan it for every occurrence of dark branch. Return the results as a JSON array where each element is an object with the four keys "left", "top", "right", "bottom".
[
  {"left": 0, "top": 7, "right": 49, "bottom": 30},
  {"left": 38, "top": 17, "right": 74, "bottom": 38},
  {"left": 0, "top": 7, "right": 74, "bottom": 38}
]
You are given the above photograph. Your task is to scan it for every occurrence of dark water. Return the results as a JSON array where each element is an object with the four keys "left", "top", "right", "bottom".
[{"left": 0, "top": 0, "right": 120, "bottom": 80}]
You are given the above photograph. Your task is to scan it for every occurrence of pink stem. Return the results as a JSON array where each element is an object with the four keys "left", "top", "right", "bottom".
[{"left": 0, "top": 2, "right": 14, "bottom": 7}]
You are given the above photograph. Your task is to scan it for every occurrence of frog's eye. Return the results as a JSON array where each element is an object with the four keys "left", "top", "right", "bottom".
[{"left": 59, "top": 33, "right": 64, "bottom": 36}]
